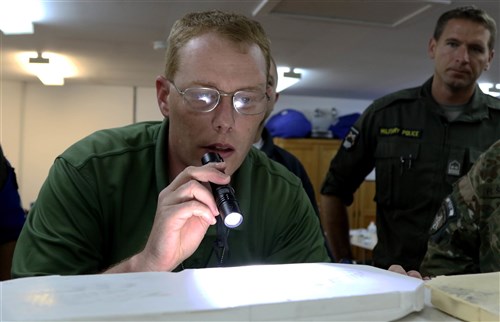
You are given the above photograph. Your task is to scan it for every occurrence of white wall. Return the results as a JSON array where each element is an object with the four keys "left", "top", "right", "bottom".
[
  {"left": 2, "top": 81, "right": 135, "bottom": 207},
  {"left": 136, "top": 87, "right": 163, "bottom": 122},
  {"left": 1, "top": 80, "right": 372, "bottom": 208},
  {"left": 273, "top": 94, "right": 371, "bottom": 120},
  {"left": 1, "top": 81, "right": 24, "bottom": 170}
]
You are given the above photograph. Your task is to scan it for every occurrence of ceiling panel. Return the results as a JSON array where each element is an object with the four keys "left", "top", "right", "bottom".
[
  {"left": 1, "top": 1, "right": 499, "bottom": 100},
  {"left": 254, "top": 0, "right": 451, "bottom": 27}
]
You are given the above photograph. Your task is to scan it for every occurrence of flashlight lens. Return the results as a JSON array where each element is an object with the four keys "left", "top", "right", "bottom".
[{"left": 224, "top": 212, "right": 243, "bottom": 228}]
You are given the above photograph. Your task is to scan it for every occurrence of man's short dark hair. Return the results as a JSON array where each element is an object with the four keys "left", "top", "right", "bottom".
[{"left": 433, "top": 5, "right": 497, "bottom": 51}]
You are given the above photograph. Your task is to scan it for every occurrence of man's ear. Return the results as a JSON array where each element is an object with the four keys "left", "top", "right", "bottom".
[
  {"left": 156, "top": 76, "right": 170, "bottom": 117},
  {"left": 428, "top": 37, "right": 437, "bottom": 59},
  {"left": 485, "top": 49, "right": 495, "bottom": 71}
]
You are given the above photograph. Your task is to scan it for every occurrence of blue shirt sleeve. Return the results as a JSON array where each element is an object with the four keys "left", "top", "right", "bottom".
[{"left": 0, "top": 162, "right": 26, "bottom": 244}]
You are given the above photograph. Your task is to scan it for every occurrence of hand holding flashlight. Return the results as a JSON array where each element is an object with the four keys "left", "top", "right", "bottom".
[{"left": 201, "top": 152, "right": 243, "bottom": 228}]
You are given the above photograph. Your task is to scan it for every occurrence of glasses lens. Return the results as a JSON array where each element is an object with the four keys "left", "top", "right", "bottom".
[
  {"left": 183, "top": 88, "right": 219, "bottom": 111},
  {"left": 233, "top": 91, "right": 266, "bottom": 115}
]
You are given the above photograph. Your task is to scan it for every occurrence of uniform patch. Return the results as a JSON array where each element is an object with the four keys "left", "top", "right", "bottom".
[
  {"left": 342, "top": 127, "right": 359, "bottom": 150},
  {"left": 379, "top": 127, "right": 422, "bottom": 138},
  {"left": 430, "top": 197, "right": 455, "bottom": 233},
  {"left": 447, "top": 160, "right": 461, "bottom": 176}
]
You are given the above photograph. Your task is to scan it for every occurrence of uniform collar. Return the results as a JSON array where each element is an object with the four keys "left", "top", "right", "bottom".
[{"left": 422, "top": 77, "right": 491, "bottom": 122}]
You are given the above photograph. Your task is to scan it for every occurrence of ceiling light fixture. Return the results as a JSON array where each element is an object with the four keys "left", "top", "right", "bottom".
[
  {"left": 276, "top": 67, "right": 302, "bottom": 93},
  {"left": 29, "top": 52, "right": 49, "bottom": 64},
  {"left": 479, "top": 82, "right": 500, "bottom": 97},
  {"left": 0, "top": 0, "right": 44, "bottom": 35},
  {"left": 17, "top": 52, "right": 78, "bottom": 86}
]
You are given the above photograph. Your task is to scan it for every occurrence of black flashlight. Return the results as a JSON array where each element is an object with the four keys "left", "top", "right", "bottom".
[{"left": 201, "top": 152, "right": 243, "bottom": 228}]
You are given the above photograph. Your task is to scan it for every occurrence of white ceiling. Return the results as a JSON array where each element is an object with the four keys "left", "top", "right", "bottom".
[{"left": 2, "top": 0, "right": 499, "bottom": 100}]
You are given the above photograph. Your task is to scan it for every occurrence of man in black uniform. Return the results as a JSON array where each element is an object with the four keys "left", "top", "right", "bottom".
[
  {"left": 320, "top": 5, "right": 499, "bottom": 271},
  {"left": 254, "top": 58, "right": 319, "bottom": 215}
]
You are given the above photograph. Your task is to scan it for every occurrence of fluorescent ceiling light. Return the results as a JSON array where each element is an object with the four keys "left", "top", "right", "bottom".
[
  {"left": 479, "top": 82, "right": 500, "bottom": 97},
  {"left": 17, "top": 52, "right": 78, "bottom": 86},
  {"left": 0, "top": 0, "right": 44, "bottom": 35},
  {"left": 36, "top": 73, "right": 65, "bottom": 86},
  {"left": 276, "top": 67, "right": 302, "bottom": 93}
]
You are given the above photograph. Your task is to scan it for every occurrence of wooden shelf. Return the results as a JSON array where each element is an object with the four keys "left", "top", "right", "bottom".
[
  {"left": 273, "top": 138, "right": 341, "bottom": 209},
  {"left": 273, "top": 137, "right": 376, "bottom": 263}
]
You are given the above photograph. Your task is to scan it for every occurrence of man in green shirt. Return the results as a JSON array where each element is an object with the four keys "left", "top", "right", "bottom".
[{"left": 12, "top": 10, "right": 330, "bottom": 277}]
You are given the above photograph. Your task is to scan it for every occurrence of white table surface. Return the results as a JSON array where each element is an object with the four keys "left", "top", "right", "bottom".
[{"left": 0, "top": 263, "right": 436, "bottom": 321}]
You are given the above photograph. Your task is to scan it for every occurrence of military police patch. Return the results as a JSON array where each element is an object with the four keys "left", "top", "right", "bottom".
[
  {"left": 342, "top": 127, "right": 359, "bottom": 150},
  {"left": 429, "top": 196, "right": 455, "bottom": 234}
]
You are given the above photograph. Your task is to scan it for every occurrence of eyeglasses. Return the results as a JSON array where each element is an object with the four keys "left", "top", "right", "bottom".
[{"left": 169, "top": 80, "right": 269, "bottom": 115}]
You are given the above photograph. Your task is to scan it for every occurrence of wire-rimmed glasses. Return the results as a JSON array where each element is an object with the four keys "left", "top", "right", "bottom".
[{"left": 169, "top": 80, "right": 269, "bottom": 115}]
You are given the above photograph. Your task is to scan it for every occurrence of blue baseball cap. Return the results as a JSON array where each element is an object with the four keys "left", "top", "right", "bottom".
[
  {"left": 266, "top": 109, "right": 312, "bottom": 138},
  {"left": 329, "top": 113, "right": 361, "bottom": 139}
]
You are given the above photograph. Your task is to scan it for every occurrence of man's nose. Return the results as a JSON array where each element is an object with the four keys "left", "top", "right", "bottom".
[
  {"left": 212, "top": 96, "right": 235, "bottom": 133},
  {"left": 456, "top": 45, "right": 470, "bottom": 63}
]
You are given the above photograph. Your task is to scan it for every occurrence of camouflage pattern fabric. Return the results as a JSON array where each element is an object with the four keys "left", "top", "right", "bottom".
[{"left": 420, "top": 139, "right": 500, "bottom": 276}]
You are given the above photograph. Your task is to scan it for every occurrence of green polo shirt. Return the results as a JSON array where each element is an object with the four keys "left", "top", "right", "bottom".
[{"left": 12, "top": 119, "right": 330, "bottom": 277}]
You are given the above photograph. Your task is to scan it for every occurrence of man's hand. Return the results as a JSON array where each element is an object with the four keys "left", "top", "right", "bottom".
[
  {"left": 388, "top": 264, "right": 430, "bottom": 280},
  {"left": 106, "top": 162, "right": 230, "bottom": 273}
]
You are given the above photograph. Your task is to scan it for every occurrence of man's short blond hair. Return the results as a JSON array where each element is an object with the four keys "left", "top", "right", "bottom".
[{"left": 164, "top": 10, "right": 272, "bottom": 81}]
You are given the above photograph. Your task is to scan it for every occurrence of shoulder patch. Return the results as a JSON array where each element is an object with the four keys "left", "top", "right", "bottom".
[
  {"left": 342, "top": 127, "right": 359, "bottom": 150},
  {"left": 429, "top": 197, "right": 455, "bottom": 234}
]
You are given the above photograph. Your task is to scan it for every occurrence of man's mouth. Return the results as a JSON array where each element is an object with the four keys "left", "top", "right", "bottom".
[
  {"left": 204, "top": 144, "right": 235, "bottom": 159},
  {"left": 449, "top": 68, "right": 470, "bottom": 76},
  {"left": 206, "top": 144, "right": 234, "bottom": 151}
]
